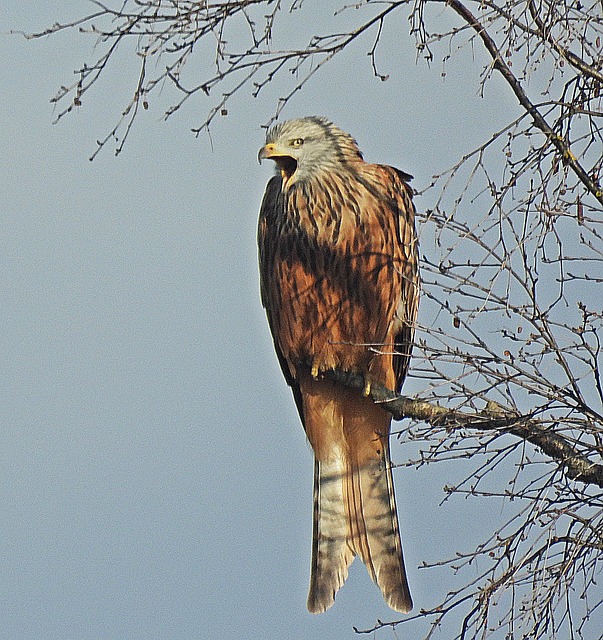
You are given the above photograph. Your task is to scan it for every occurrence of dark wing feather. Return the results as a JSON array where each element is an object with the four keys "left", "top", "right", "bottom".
[
  {"left": 391, "top": 166, "right": 414, "bottom": 184},
  {"left": 356, "top": 163, "right": 418, "bottom": 392},
  {"left": 388, "top": 168, "right": 419, "bottom": 393},
  {"left": 258, "top": 175, "right": 306, "bottom": 423}
]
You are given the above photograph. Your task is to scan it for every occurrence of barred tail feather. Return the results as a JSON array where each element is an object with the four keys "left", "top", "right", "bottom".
[
  {"left": 307, "top": 447, "right": 412, "bottom": 614},
  {"left": 345, "top": 442, "right": 413, "bottom": 614},
  {"left": 307, "top": 458, "right": 355, "bottom": 613}
]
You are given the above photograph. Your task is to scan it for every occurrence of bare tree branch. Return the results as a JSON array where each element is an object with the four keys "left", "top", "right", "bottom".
[
  {"left": 443, "top": 0, "right": 603, "bottom": 205},
  {"left": 321, "top": 367, "right": 603, "bottom": 488}
]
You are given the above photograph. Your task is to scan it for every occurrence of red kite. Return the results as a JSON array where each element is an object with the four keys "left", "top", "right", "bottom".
[{"left": 258, "top": 116, "right": 419, "bottom": 613}]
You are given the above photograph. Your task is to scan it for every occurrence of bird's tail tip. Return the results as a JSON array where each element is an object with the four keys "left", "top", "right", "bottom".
[{"left": 385, "top": 590, "right": 413, "bottom": 614}]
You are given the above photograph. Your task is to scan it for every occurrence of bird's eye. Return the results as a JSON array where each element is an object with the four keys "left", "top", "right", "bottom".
[{"left": 290, "top": 138, "right": 304, "bottom": 148}]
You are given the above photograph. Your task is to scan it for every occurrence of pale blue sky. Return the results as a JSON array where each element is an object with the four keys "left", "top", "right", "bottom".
[{"left": 1, "top": 3, "right": 529, "bottom": 639}]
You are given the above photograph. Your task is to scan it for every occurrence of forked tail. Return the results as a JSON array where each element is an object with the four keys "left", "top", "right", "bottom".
[{"left": 307, "top": 444, "right": 413, "bottom": 614}]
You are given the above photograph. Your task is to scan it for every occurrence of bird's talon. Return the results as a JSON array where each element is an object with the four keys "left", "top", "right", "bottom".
[
  {"left": 311, "top": 363, "right": 319, "bottom": 379},
  {"left": 363, "top": 380, "right": 372, "bottom": 397}
]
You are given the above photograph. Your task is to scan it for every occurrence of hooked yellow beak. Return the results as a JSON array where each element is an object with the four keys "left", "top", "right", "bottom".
[
  {"left": 258, "top": 142, "right": 298, "bottom": 184},
  {"left": 258, "top": 143, "right": 278, "bottom": 164}
]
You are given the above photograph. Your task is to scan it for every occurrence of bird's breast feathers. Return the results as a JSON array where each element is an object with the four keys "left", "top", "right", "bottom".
[{"left": 261, "top": 163, "right": 414, "bottom": 382}]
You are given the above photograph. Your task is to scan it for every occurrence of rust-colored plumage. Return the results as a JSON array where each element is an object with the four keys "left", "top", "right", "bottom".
[{"left": 257, "top": 116, "right": 419, "bottom": 613}]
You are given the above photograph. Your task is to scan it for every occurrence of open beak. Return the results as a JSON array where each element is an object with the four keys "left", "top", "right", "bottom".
[{"left": 258, "top": 143, "right": 298, "bottom": 184}]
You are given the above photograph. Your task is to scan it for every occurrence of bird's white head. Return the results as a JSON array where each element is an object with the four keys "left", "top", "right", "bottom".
[{"left": 258, "top": 116, "right": 363, "bottom": 188}]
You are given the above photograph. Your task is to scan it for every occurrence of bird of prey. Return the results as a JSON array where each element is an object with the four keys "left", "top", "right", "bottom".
[{"left": 257, "top": 116, "right": 419, "bottom": 614}]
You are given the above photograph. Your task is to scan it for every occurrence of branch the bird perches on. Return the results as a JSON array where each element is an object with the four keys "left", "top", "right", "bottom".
[{"left": 320, "top": 368, "right": 603, "bottom": 489}]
